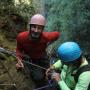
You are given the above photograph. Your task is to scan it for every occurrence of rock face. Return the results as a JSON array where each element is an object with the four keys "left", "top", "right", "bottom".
[{"left": 0, "top": 52, "right": 35, "bottom": 90}]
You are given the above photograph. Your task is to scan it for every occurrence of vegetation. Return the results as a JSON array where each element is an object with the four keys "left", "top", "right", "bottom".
[
  {"left": 0, "top": 1, "right": 35, "bottom": 89},
  {"left": 45, "top": 0, "right": 90, "bottom": 53},
  {"left": 0, "top": 0, "right": 90, "bottom": 89},
  {"left": 0, "top": 0, "right": 35, "bottom": 50},
  {"left": 0, "top": 0, "right": 89, "bottom": 55}
]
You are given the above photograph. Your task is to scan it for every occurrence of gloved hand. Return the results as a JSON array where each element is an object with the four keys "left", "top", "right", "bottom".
[
  {"left": 45, "top": 66, "right": 55, "bottom": 80},
  {"left": 51, "top": 72, "right": 61, "bottom": 82}
]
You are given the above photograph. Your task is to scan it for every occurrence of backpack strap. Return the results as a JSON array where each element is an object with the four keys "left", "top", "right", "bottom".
[
  {"left": 74, "top": 65, "right": 90, "bottom": 83},
  {"left": 74, "top": 65, "right": 90, "bottom": 90}
]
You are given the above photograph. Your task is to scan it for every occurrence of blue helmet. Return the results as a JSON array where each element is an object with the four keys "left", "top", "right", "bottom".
[{"left": 57, "top": 42, "right": 82, "bottom": 62}]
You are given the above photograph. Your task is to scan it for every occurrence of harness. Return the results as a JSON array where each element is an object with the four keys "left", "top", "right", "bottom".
[{"left": 74, "top": 65, "right": 90, "bottom": 90}]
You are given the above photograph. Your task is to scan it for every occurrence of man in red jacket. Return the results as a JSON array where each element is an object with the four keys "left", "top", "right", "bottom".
[{"left": 16, "top": 14, "right": 60, "bottom": 87}]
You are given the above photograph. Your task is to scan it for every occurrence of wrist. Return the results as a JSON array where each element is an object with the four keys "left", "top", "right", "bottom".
[
  {"left": 17, "top": 58, "right": 22, "bottom": 63},
  {"left": 50, "top": 65, "right": 55, "bottom": 70},
  {"left": 58, "top": 79, "right": 62, "bottom": 84}
]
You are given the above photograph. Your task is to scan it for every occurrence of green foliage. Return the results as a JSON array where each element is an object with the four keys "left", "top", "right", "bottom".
[
  {"left": 0, "top": 0, "right": 35, "bottom": 27},
  {"left": 15, "top": 1, "right": 35, "bottom": 21},
  {"left": 45, "top": 0, "right": 90, "bottom": 53},
  {"left": 0, "top": 0, "right": 35, "bottom": 50}
]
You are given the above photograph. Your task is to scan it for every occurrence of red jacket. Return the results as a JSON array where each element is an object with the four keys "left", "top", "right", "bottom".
[{"left": 16, "top": 31, "right": 60, "bottom": 60}]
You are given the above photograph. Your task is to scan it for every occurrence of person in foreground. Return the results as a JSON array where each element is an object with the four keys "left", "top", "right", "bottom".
[
  {"left": 46, "top": 42, "right": 90, "bottom": 90},
  {"left": 15, "top": 14, "right": 60, "bottom": 87}
]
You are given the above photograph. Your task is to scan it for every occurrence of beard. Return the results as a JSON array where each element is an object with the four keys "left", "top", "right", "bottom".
[{"left": 30, "top": 31, "right": 42, "bottom": 41}]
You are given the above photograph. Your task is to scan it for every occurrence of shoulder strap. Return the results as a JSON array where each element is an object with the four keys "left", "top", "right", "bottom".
[{"left": 74, "top": 65, "right": 90, "bottom": 83}]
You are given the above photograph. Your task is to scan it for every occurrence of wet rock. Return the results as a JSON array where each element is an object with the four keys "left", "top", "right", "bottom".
[{"left": 0, "top": 53, "right": 35, "bottom": 90}]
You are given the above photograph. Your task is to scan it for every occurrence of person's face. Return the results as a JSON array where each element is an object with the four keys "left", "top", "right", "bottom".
[
  {"left": 61, "top": 56, "right": 82, "bottom": 67},
  {"left": 30, "top": 24, "right": 44, "bottom": 40}
]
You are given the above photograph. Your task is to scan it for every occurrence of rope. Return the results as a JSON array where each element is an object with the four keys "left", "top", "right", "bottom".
[
  {"left": 0, "top": 47, "right": 50, "bottom": 70},
  {"left": 33, "top": 84, "right": 50, "bottom": 90},
  {"left": 22, "top": 60, "right": 47, "bottom": 70},
  {"left": 33, "top": 80, "right": 57, "bottom": 90}
]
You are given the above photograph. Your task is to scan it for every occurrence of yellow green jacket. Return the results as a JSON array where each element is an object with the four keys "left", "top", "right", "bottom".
[{"left": 53, "top": 58, "right": 90, "bottom": 90}]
